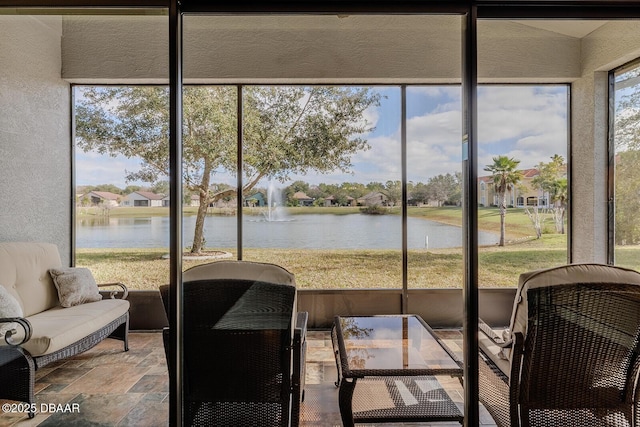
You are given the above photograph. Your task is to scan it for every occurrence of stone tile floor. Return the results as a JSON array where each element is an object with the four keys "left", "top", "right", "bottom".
[{"left": 0, "top": 330, "right": 497, "bottom": 426}]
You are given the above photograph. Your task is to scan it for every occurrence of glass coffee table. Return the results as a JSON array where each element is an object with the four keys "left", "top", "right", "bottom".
[{"left": 332, "top": 315, "right": 463, "bottom": 426}]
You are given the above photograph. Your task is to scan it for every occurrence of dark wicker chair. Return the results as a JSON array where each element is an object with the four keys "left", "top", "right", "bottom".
[
  {"left": 478, "top": 263, "right": 640, "bottom": 427},
  {"left": 160, "top": 260, "right": 308, "bottom": 427}
]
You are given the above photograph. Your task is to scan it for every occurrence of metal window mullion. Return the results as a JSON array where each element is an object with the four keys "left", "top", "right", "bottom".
[
  {"left": 70, "top": 85, "right": 77, "bottom": 266},
  {"left": 401, "top": 85, "right": 408, "bottom": 313},
  {"left": 462, "top": 7, "right": 479, "bottom": 427},
  {"left": 237, "top": 84, "right": 244, "bottom": 260},
  {"left": 169, "top": 1, "right": 183, "bottom": 426},
  {"left": 607, "top": 72, "right": 616, "bottom": 265}
]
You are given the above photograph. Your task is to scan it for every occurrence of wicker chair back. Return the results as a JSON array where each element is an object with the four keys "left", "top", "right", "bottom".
[{"left": 160, "top": 261, "right": 303, "bottom": 427}]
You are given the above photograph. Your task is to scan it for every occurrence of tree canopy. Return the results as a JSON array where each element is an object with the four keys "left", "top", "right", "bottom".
[
  {"left": 532, "top": 154, "right": 567, "bottom": 234},
  {"left": 76, "top": 85, "right": 381, "bottom": 253},
  {"left": 614, "top": 77, "right": 640, "bottom": 246}
]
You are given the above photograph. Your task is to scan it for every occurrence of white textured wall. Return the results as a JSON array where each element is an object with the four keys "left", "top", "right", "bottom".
[
  {"left": 62, "top": 15, "right": 168, "bottom": 84},
  {"left": 0, "top": 16, "right": 71, "bottom": 265},
  {"left": 62, "top": 15, "right": 580, "bottom": 84},
  {"left": 478, "top": 21, "right": 580, "bottom": 83}
]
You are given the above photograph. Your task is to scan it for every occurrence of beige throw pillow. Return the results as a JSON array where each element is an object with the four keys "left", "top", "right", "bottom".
[
  {"left": 0, "top": 285, "right": 23, "bottom": 337},
  {"left": 49, "top": 267, "right": 103, "bottom": 308}
]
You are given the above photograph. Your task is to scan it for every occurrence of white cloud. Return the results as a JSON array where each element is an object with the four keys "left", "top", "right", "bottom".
[
  {"left": 75, "top": 150, "right": 146, "bottom": 188},
  {"left": 406, "top": 110, "right": 463, "bottom": 181},
  {"left": 477, "top": 86, "right": 567, "bottom": 143}
]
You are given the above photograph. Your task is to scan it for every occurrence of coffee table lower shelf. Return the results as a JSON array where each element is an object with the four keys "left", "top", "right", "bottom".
[{"left": 338, "top": 376, "right": 463, "bottom": 425}]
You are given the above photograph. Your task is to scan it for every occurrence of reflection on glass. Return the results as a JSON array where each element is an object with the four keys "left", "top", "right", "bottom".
[{"left": 338, "top": 316, "right": 459, "bottom": 372}]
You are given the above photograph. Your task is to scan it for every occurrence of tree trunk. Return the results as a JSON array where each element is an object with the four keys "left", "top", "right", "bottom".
[
  {"left": 190, "top": 162, "right": 212, "bottom": 254},
  {"left": 525, "top": 206, "right": 542, "bottom": 239},
  {"left": 191, "top": 195, "right": 209, "bottom": 254},
  {"left": 499, "top": 192, "right": 507, "bottom": 246}
]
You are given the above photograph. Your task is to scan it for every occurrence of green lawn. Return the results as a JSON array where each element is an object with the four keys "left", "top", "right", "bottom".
[{"left": 75, "top": 234, "right": 584, "bottom": 291}]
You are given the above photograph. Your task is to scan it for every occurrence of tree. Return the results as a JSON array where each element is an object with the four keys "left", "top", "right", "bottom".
[
  {"left": 76, "top": 86, "right": 380, "bottom": 253},
  {"left": 382, "top": 180, "right": 402, "bottom": 207},
  {"left": 91, "top": 184, "right": 123, "bottom": 194},
  {"left": 484, "top": 156, "right": 523, "bottom": 246},
  {"left": 340, "top": 182, "right": 367, "bottom": 201},
  {"left": 123, "top": 185, "right": 141, "bottom": 195},
  {"left": 151, "top": 180, "right": 170, "bottom": 196},
  {"left": 613, "top": 151, "right": 640, "bottom": 244},
  {"left": 614, "top": 81, "right": 640, "bottom": 245},
  {"left": 409, "top": 182, "right": 430, "bottom": 205},
  {"left": 285, "top": 180, "right": 310, "bottom": 206},
  {"left": 532, "top": 154, "right": 567, "bottom": 234},
  {"left": 426, "top": 173, "right": 461, "bottom": 206}
]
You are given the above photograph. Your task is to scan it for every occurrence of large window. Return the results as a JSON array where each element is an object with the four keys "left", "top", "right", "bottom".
[
  {"left": 477, "top": 19, "right": 572, "bottom": 286},
  {"left": 407, "top": 86, "right": 464, "bottom": 289},
  {"left": 611, "top": 59, "right": 640, "bottom": 270},
  {"left": 476, "top": 84, "right": 569, "bottom": 286},
  {"left": 75, "top": 82, "right": 569, "bottom": 290}
]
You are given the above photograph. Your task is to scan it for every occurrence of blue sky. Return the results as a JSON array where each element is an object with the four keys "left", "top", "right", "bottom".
[{"left": 75, "top": 85, "right": 568, "bottom": 189}]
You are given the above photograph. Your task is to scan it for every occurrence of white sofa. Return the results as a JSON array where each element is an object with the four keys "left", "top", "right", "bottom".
[{"left": 0, "top": 242, "right": 129, "bottom": 415}]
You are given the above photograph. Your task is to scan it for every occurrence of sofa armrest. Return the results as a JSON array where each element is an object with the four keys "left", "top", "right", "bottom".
[
  {"left": 292, "top": 311, "right": 308, "bottom": 425},
  {"left": 479, "top": 318, "right": 512, "bottom": 349},
  {"left": 98, "top": 282, "right": 129, "bottom": 300},
  {"left": 295, "top": 311, "right": 308, "bottom": 345},
  {"left": 293, "top": 313, "right": 308, "bottom": 389},
  {"left": 0, "top": 317, "right": 32, "bottom": 346}
]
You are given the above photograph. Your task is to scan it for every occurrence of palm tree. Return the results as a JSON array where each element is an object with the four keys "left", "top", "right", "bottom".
[{"left": 484, "top": 156, "right": 523, "bottom": 246}]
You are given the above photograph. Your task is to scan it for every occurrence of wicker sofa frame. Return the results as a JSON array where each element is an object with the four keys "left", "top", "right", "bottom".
[
  {"left": 478, "top": 264, "right": 640, "bottom": 427},
  {"left": 0, "top": 290, "right": 129, "bottom": 418}
]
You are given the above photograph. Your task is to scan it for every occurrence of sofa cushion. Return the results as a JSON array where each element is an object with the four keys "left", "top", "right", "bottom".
[
  {"left": 0, "top": 242, "right": 62, "bottom": 317},
  {"left": 49, "top": 267, "right": 102, "bottom": 308},
  {"left": 0, "top": 285, "right": 23, "bottom": 336},
  {"left": 22, "top": 299, "right": 129, "bottom": 357}
]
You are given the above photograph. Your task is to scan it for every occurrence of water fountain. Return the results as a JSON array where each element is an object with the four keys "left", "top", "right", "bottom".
[{"left": 262, "top": 181, "right": 291, "bottom": 222}]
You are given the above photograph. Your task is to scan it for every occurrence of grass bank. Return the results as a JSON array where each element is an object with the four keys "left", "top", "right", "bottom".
[{"left": 75, "top": 234, "right": 589, "bottom": 291}]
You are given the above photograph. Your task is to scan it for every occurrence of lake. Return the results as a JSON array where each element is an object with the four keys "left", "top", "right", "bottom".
[
  {"left": 76, "top": 214, "right": 499, "bottom": 249},
  {"left": 76, "top": 213, "right": 499, "bottom": 250}
]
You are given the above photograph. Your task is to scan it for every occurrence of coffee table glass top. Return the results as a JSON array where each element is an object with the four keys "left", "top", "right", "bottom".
[{"left": 335, "top": 315, "right": 462, "bottom": 377}]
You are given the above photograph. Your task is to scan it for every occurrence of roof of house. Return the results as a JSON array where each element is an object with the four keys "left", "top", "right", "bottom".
[
  {"left": 360, "top": 192, "right": 385, "bottom": 200},
  {"left": 478, "top": 167, "right": 541, "bottom": 181},
  {"left": 133, "top": 191, "right": 165, "bottom": 200},
  {"left": 89, "top": 191, "right": 120, "bottom": 200},
  {"left": 325, "top": 195, "right": 354, "bottom": 201},
  {"left": 293, "top": 191, "right": 313, "bottom": 200},
  {"left": 521, "top": 168, "right": 539, "bottom": 178}
]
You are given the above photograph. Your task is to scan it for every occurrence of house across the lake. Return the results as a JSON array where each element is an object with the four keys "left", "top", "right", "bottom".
[
  {"left": 121, "top": 191, "right": 165, "bottom": 207},
  {"left": 292, "top": 191, "right": 314, "bottom": 206},
  {"left": 83, "top": 191, "right": 121, "bottom": 207},
  {"left": 323, "top": 194, "right": 355, "bottom": 207}
]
